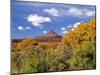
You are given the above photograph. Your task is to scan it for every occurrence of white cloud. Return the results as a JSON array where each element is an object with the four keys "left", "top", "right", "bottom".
[
  {"left": 61, "top": 27, "right": 66, "bottom": 30},
  {"left": 42, "top": 30, "right": 47, "bottom": 34},
  {"left": 27, "top": 14, "right": 51, "bottom": 26},
  {"left": 18, "top": 26, "right": 25, "bottom": 31},
  {"left": 18, "top": 26, "right": 31, "bottom": 31},
  {"left": 68, "top": 7, "right": 95, "bottom": 17},
  {"left": 73, "top": 22, "right": 81, "bottom": 28},
  {"left": 68, "top": 7, "right": 83, "bottom": 16},
  {"left": 61, "top": 30, "right": 68, "bottom": 34},
  {"left": 70, "top": 22, "right": 82, "bottom": 31},
  {"left": 26, "top": 27, "right": 31, "bottom": 29},
  {"left": 84, "top": 9, "right": 95, "bottom": 17},
  {"left": 43, "top": 8, "right": 59, "bottom": 17}
]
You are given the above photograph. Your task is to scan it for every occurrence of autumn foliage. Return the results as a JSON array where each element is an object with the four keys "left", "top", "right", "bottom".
[{"left": 11, "top": 19, "right": 96, "bottom": 74}]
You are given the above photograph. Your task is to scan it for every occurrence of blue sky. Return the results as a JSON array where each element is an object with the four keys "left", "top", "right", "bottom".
[{"left": 12, "top": 1, "right": 96, "bottom": 39}]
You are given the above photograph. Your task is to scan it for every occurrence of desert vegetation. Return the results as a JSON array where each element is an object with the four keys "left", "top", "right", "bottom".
[{"left": 11, "top": 19, "right": 96, "bottom": 74}]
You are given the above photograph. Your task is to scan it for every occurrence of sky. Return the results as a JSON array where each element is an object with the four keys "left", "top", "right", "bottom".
[{"left": 12, "top": 0, "right": 96, "bottom": 39}]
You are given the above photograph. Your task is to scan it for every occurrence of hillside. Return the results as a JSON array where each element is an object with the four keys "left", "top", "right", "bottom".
[
  {"left": 12, "top": 19, "right": 96, "bottom": 74},
  {"left": 12, "top": 31, "right": 62, "bottom": 43},
  {"left": 37, "top": 31, "right": 62, "bottom": 42}
]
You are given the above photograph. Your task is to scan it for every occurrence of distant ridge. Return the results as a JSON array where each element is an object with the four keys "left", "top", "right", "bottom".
[
  {"left": 37, "top": 31, "right": 62, "bottom": 42},
  {"left": 12, "top": 31, "right": 62, "bottom": 43}
]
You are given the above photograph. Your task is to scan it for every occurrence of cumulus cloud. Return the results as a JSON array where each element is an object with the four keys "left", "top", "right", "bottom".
[
  {"left": 61, "top": 27, "right": 66, "bottom": 30},
  {"left": 68, "top": 7, "right": 95, "bottom": 17},
  {"left": 73, "top": 22, "right": 81, "bottom": 28},
  {"left": 43, "top": 8, "right": 59, "bottom": 17},
  {"left": 68, "top": 7, "right": 83, "bottom": 16},
  {"left": 61, "top": 27, "right": 68, "bottom": 34},
  {"left": 84, "top": 9, "right": 95, "bottom": 17},
  {"left": 42, "top": 30, "right": 47, "bottom": 34},
  {"left": 18, "top": 26, "right": 31, "bottom": 31},
  {"left": 18, "top": 26, "right": 26, "bottom": 31},
  {"left": 71, "top": 21, "right": 82, "bottom": 31},
  {"left": 61, "top": 30, "right": 68, "bottom": 34},
  {"left": 27, "top": 14, "right": 51, "bottom": 26},
  {"left": 25, "top": 27, "right": 31, "bottom": 29}
]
